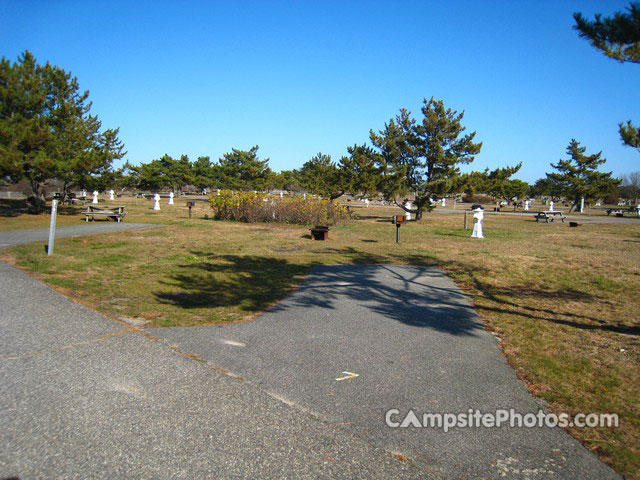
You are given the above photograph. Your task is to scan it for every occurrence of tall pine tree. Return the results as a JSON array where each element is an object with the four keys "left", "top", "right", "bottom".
[
  {"left": 369, "top": 98, "right": 482, "bottom": 219},
  {"left": 0, "top": 51, "right": 124, "bottom": 212},
  {"left": 547, "top": 140, "right": 619, "bottom": 211}
]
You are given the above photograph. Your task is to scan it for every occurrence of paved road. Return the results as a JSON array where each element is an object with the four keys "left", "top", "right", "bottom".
[
  {"left": 0, "top": 223, "right": 162, "bottom": 249},
  {"left": 0, "top": 261, "right": 418, "bottom": 479},
  {"left": 155, "top": 265, "right": 620, "bottom": 479},
  {"left": 0, "top": 224, "right": 621, "bottom": 478}
]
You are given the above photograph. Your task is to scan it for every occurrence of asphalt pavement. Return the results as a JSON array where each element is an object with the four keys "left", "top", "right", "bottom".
[
  {"left": 0, "top": 224, "right": 622, "bottom": 478},
  {"left": 154, "top": 265, "right": 621, "bottom": 479}
]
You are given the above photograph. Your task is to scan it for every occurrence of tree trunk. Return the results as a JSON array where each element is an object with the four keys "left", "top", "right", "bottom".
[
  {"left": 28, "top": 180, "right": 46, "bottom": 214},
  {"left": 568, "top": 197, "right": 579, "bottom": 213}
]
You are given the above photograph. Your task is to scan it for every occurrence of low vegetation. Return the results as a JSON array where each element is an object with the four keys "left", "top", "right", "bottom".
[
  {"left": 0, "top": 198, "right": 638, "bottom": 477},
  {"left": 209, "top": 190, "right": 350, "bottom": 225}
]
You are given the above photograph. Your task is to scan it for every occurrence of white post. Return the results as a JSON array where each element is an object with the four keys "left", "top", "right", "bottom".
[
  {"left": 169, "top": 192, "right": 174, "bottom": 205},
  {"left": 217, "top": 189, "right": 220, "bottom": 196},
  {"left": 441, "top": 197, "right": 446, "bottom": 207},
  {"left": 405, "top": 201, "right": 412, "bottom": 221},
  {"left": 549, "top": 201, "right": 554, "bottom": 212},
  {"left": 304, "top": 193, "right": 306, "bottom": 200},
  {"left": 92, "top": 191, "right": 99, "bottom": 204},
  {"left": 471, "top": 207, "right": 484, "bottom": 239},
  {"left": 524, "top": 200, "right": 530, "bottom": 211},
  {"left": 580, "top": 197, "right": 585, "bottom": 213},
  {"left": 280, "top": 191, "right": 283, "bottom": 199},
  {"left": 154, "top": 193, "right": 161, "bottom": 211},
  {"left": 47, "top": 200, "right": 58, "bottom": 255},
  {"left": 109, "top": 189, "right": 115, "bottom": 201}
]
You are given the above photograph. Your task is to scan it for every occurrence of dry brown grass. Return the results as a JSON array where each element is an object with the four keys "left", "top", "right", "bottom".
[{"left": 1, "top": 197, "right": 639, "bottom": 477}]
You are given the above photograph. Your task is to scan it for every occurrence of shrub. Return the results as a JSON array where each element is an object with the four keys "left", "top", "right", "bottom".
[
  {"left": 461, "top": 194, "right": 494, "bottom": 204},
  {"left": 209, "top": 190, "right": 350, "bottom": 225}
]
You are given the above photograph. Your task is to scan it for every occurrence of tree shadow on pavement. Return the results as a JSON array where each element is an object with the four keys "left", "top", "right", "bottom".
[
  {"left": 153, "top": 247, "right": 634, "bottom": 336},
  {"left": 268, "top": 262, "right": 483, "bottom": 336}
]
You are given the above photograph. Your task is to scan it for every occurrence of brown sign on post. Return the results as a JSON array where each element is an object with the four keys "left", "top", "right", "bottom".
[{"left": 392, "top": 215, "right": 406, "bottom": 243}]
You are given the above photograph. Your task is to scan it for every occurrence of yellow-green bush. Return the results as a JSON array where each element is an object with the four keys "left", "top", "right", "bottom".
[{"left": 209, "top": 190, "right": 350, "bottom": 225}]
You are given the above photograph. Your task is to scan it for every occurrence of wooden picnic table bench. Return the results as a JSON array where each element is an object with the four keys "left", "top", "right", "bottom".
[
  {"left": 534, "top": 211, "right": 565, "bottom": 223},
  {"left": 84, "top": 205, "right": 126, "bottom": 222},
  {"left": 607, "top": 207, "right": 638, "bottom": 217}
]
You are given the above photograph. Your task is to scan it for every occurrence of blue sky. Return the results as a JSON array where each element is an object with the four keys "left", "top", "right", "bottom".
[{"left": 2, "top": 0, "right": 639, "bottom": 182}]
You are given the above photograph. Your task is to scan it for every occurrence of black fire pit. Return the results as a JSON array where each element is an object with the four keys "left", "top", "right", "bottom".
[{"left": 310, "top": 225, "right": 329, "bottom": 240}]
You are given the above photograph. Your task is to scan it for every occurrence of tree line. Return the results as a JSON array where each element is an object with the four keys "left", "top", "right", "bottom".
[{"left": 2, "top": 4, "right": 636, "bottom": 214}]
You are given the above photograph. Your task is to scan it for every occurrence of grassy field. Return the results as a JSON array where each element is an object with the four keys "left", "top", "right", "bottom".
[{"left": 1, "top": 197, "right": 639, "bottom": 478}]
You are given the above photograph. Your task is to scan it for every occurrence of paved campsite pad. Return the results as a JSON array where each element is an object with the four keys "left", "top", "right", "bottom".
[
  {"left": 0, "top": 261, "right": 423, "bottom": 479},
  {"left": 155, "top": 265, "right": 620, "bottom": 479}
]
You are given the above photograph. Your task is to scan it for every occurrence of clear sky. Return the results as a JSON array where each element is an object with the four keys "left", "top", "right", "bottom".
[{"left": 2, "top": 0, "right": 639, "bottom": 182}]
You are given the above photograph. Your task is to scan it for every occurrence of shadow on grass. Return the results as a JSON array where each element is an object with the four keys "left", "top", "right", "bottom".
[
  {"left": 154, "top": 247, "right": 636, "bottom": 336},
  {"left": 0, "top": 198, "right": 85, "bottom": 217},
  {"left": 155, "top": 249, "right": 484, "bottom": 336},
  {"left": 0, "top": 198, "right": 31, "bottom": 217},
  {"left": 465, "top": 274, "right": 640, "bottom": 336},
  {"left": 155, "top": 254, "right": 312, "bottom": 312}
]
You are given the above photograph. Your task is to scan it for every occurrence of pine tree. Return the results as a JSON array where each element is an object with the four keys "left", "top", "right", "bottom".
[
  {"left": 0, "top": 51, "right": 124, "bottom": 212},
  {"left": 299, "top": 153, "right": 344, "bottom": 199},
  {"left": 217, "top": 146, "right": 271, "bottom": 191},
  {"left": 574, "top": 4, "right": 640, "bottom": 153},
  {"left": 547, "top": 140, "right": 620, "bottom": 212},
  {"left": 574, "top": 2, "right": 640, "bottom": 63},
  {"left": 619, "top": 120, "right": 640, "bottom": 152},
  {"left": 369, "top": 98, "right": 482, "bottom": 220}
]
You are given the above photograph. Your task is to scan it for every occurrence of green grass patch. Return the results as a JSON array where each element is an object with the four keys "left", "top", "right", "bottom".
[{"left": 1, "top": 198, "right": 639, "bottom": 478}]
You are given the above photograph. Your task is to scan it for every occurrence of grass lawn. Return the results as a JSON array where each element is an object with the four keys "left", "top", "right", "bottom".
[{"left": 1, "top": 197, "right": 639, "bottom": 478}]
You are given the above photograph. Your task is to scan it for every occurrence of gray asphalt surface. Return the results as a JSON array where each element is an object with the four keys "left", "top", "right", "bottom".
[
  {"left": 0, "top": 223, "right": 162, "bottom": 249},
  {"left": 0, "top": 261, "right": 419, "bottom": 479},
  {"left": 0, "top": 223, "right": 621, "bottom": 478},
  {"left": 154, "top": 265, "right": 620, "bottom": 479}
]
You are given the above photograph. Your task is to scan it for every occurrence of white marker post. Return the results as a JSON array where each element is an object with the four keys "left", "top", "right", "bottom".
[
  {"left": 169, "top": 192, "right": 174, "bottom": 205},
  {"left": 153, "top": 193, "right": 161, "bottom": 211},
  {"left": 471, "top": 207, "right": 484, "bottom": 239},
  {"left": 92, "top": 190, "right": 99, "bottom": 204},
  {"left": 549, "top": 201, "right": 554, "bottom": 212},
  {"left": 405, "top": 201, "right": 412, "bottom": 221},
  {"left": 109, "top": 189, "right": 115, "bottom": 201},
  {"left": 442, "top": 197, "right": 446, "bottom": 207},
  {"left": 47, "top": 199, "right": 58, "bottom": 255}
]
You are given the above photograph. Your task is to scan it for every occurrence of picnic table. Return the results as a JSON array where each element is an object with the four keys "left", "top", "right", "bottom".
[
  {"left": 84, "top": 205, "right": 126, "bottom": 222},
  {"left": 606, "top": 207, "right": 638, "bottom": 217},
  {"left": 53, "top": 192, "right": 85, "bottom": 205},
  {"left": 534, "top": 211, "right": 565, "bottom": 223}
]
